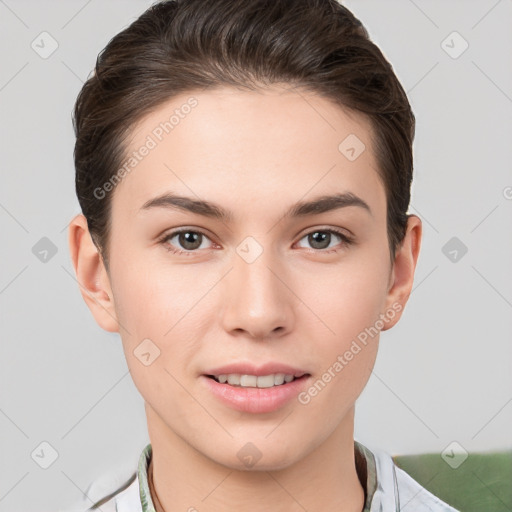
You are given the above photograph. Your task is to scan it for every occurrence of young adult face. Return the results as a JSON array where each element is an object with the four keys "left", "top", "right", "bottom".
[{"left": 69, "top": 85, "right": 421, "bottom": 471}]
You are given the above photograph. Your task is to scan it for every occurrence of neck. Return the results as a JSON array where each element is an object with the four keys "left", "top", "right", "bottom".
[{"left": 146, "top": 403, "right": 365, "bottom": 512}]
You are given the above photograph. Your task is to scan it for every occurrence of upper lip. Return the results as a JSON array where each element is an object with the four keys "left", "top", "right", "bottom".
[{"left": 204, "top": 362, "right": 309, "bottom": 378}]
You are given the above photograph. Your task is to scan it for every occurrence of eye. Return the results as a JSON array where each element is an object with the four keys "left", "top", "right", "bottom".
[
  {"left": 296, "top": 228, "right": 353, "bottom": 253},
  {"left": 159, "top": 227, "right": 354, "bottom": 256},
  {"left": 160, "top": 229, "right": 214, "bottom": 255}
]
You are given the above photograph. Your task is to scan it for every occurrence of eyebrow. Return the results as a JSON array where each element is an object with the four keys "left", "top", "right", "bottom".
[{"left": 139, "top": 191, "right": 372, "bottom": 221}]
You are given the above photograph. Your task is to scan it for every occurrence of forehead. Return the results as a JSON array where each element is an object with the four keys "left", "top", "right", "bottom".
[{"left": 111, "top": 85, "right": 385, "bottom": 220}]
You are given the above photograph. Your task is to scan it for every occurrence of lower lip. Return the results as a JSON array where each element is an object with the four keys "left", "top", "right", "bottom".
[{"left": 201, "top": 375, "right": 310, "bottom": 414}]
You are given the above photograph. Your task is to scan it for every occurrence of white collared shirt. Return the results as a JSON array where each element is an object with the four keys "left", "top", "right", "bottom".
[{"left": 64, "top": 441, "right": 460, "bottom": 511}]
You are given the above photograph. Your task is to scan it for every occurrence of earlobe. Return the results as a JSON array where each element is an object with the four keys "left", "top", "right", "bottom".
[
  {"left": 67, "top": 214, "right": 119, "bottom": 333},
  {"left": 381, "top": 215, "right": 422, "bottom": 331}
]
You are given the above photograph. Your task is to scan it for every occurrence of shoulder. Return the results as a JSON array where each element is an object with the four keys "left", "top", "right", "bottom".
[
  {"left": 62, "top": 470, "right": 141, "bottom": 512},
  {"left": 61, "top": 444, "right": 152, "bottom": 512},
  {"left": 394, "top": 464, "right": 459, "bottom": 511},
  {"left": 370, "top": 445, "right": 460, "bottom": 511}
]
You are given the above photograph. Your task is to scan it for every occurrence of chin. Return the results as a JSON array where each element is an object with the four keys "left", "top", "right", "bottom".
[{"left": 205, "top": 437, "right": 307, "bottom": 473}]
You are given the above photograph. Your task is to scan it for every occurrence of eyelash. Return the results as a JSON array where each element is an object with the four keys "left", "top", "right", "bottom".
[{"left": 158, "top": 227, "right": 354, "bottom": 256}]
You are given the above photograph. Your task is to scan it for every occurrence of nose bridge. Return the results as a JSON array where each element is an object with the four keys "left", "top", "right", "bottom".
[{"left": 221, "top": 237, "right": 293, "bottom": 338}]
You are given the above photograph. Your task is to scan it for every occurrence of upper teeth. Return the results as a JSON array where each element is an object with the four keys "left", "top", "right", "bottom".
[{"left": 214, "top": 373, "right": 296, "bottom": 388}]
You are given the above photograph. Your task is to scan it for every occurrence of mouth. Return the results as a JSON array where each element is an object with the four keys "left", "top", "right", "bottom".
[
  {"left": 205, "top": 373, "right": 310, "bottom": 388},
  {"left": 201, "top": 362, "right": 311, "bottom": 413},
  {"left": 202, "top": 372, "right": 312, "bottom": 413}
]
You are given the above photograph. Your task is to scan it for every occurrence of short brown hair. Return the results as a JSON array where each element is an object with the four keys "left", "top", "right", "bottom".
[{"left": 73, "top": 0, "right": 415, "bottom": 271}]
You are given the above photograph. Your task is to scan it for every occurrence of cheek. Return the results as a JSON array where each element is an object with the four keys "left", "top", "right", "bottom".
[
  {"left": 295, "top": 267, "right": 386, "bottom": 427},
  {"left": 307, "top": 251, "right": 390, "bottom": 341},
  {"left": 110, "top": 263, "right": 202, "bottom": 411},
  {"left": 109, "top": 250, "right": 215, "bottom": 378},
  {"left": 110, "top": 244, "right": 199, "bottom": 335},
  {"left": 298, "top": 249, "right": 389, "bottom": 396}
]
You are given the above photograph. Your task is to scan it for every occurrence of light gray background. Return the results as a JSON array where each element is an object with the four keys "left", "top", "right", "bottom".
[{"left": 1, "top": 1, "right": 511, "bottom": 511}]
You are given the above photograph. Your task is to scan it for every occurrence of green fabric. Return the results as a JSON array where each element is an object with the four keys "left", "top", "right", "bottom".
[
  {"left": 355, "top": 440, "right": 378, "bottom": 511},
  {"left": 392, "top": 450, "right": 512, "bottom": 512},
  {"left": 138, "top": 444, "right": 156, "bottom": 512}
]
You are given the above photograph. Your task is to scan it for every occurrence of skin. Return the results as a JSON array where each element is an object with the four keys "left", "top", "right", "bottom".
[{"left": 69, "top": 84, "right": 421, "bottom": 512}]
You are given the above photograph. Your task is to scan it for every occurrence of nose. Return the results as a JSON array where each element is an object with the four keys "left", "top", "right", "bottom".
[{"left": 220, "top": 244, "right": 294, "bottom": 340}]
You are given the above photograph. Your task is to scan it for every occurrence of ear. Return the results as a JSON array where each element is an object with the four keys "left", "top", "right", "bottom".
[
  {"left": 381, "top": 214, "right": 422, "bottom": 331},
  {"left": 67, "top": 213, "right": 119, "bottom": 333}
]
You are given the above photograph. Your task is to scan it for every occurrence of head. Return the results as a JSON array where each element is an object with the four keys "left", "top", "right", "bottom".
[{"left": 69, "top": 0, "right": 421, "bottom": 470}]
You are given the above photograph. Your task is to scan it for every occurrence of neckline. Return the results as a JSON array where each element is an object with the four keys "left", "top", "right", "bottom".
[{"left": 140, "top": 440, "right": 377, "bottom": 512}]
